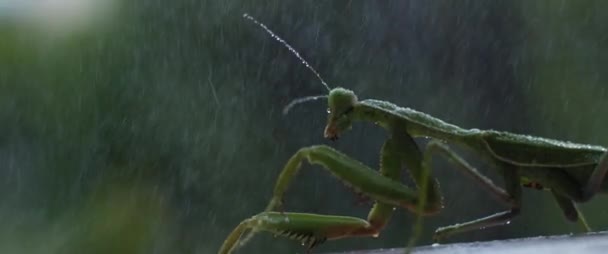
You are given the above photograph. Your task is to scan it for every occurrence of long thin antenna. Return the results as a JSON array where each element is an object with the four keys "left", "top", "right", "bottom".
[
  {"left": 282, "top": 95, "right": 328, "bottom": 115},
  {"left": 243, "top": 13, "right": 331, "bottom": 92}
]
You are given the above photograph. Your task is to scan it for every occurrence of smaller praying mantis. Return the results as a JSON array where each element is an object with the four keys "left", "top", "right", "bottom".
[{"left": 218, "top": 14, "right": 608, "bottom": 254}]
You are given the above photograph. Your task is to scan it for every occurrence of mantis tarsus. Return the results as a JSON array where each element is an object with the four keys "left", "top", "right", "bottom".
[{"left": 218, "top": 14, "right": 608, "bottom": 254}]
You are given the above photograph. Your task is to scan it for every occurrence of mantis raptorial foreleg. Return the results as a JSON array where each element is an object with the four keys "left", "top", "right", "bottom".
[
  {"left": 265, "top": 143, "right": 442, "bottom": 221},
  {"left": 218, "top": 211, "right": 371, "bottom": 254},
  {"left": 229, "top": 131, "right": 443, "bottom": 253}
]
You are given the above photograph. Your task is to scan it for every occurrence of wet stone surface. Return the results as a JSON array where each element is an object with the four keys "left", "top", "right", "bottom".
[{"left": 328, "top": 231, "right": 608, "bottom": 254}]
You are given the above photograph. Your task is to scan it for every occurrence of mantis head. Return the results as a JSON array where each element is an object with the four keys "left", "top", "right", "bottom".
[
  {"left": 325, "top": 87, "right": 358, "bottom": 141},
  {"left": 243, "top": 14, "right": 359, "bottom": 141}
]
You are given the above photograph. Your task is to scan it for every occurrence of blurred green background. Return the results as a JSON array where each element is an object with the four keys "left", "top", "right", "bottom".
[{"left": 1, "top": 1, "right": 608, "bottom": 253}]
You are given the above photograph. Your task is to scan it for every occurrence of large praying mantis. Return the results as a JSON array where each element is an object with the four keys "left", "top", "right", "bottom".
[{"left": 217, "top": 14, "right": 608, "bottom": 254}]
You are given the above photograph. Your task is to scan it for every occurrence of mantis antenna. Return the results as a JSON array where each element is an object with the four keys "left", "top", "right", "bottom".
[
  {"left": 243, "top": 13, "right": 331, "bottom": 92},
  {"left": 282, "top": 95, "right": 328, "bottom": 115},
  {"left": 243, "top": 14, "right": 334, "bottom": 114}
]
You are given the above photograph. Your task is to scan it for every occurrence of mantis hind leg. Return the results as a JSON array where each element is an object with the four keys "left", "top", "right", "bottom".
[
  {"left": 551, "top": 190, "right": 578, "bottom": 222},
  {"left": 516, "top": 167, "right": 593, "bottom": 231},
  {"left": 551, "top": 191, "right": 591, "bottom": 232},
  {"left": 422, "top": 141, "right": 522, "bottom": 241},
  {"left": 582, "top": 152, "right": 608, "bottom": 201}
]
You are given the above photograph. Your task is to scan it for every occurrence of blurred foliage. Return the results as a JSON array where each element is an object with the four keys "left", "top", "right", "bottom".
[{"left": 0, "top": 0, "right": 607, "bottom": 253}]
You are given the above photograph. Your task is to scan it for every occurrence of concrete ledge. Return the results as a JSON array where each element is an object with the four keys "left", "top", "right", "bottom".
[{"left": 329, "top": 231, "right": 608, "bottom": 254}]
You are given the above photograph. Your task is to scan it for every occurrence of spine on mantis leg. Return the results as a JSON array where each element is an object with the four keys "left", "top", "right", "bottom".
[{"left": 218, "top": 212, "right": 371, "bottom": 254}]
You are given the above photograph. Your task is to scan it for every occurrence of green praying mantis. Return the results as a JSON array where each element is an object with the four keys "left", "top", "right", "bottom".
[{"left": 218, "top": 14, "right": 608, "bottom": 254}]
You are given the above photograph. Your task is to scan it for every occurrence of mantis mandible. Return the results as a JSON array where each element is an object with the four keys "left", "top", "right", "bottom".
[{"left": 218, "top": 14, "right": 608, "bottom": 254}]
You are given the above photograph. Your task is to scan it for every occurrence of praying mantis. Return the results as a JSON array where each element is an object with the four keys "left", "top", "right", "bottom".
[{"left": 218, "top": 14, "right": 608, "bottom": 254}]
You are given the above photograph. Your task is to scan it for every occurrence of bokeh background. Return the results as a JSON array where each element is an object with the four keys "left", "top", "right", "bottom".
[{"left": 1, "top": 1, "right": 608, "bottom": 253}]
